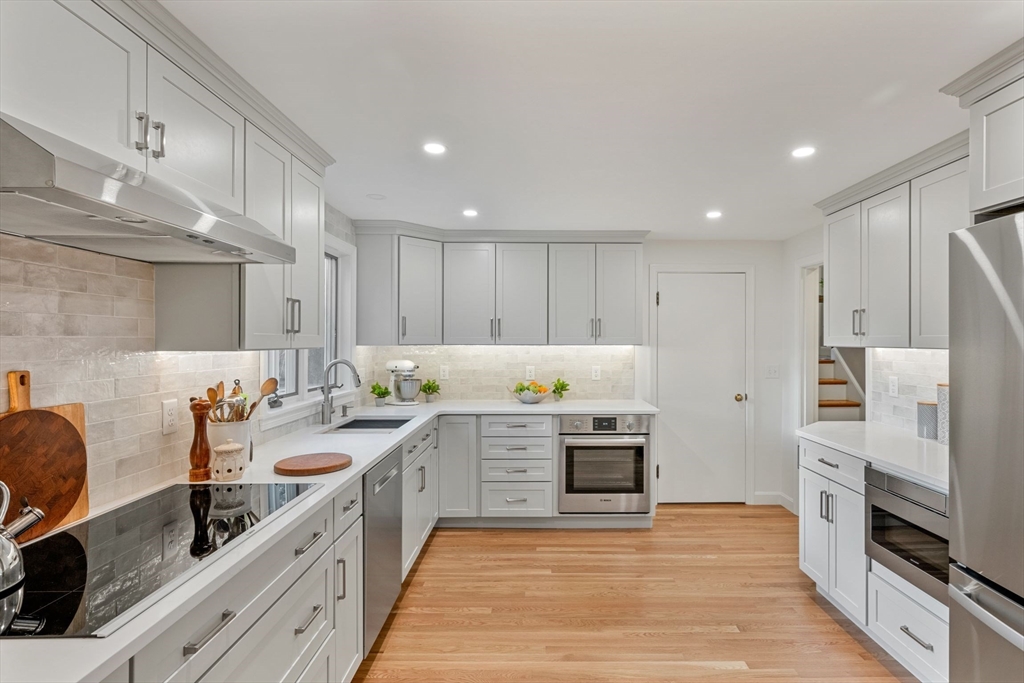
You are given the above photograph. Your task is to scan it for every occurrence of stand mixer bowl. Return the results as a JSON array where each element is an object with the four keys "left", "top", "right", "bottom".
[{"left": 393, "top": 378, "right": 422, "bottom": 402}]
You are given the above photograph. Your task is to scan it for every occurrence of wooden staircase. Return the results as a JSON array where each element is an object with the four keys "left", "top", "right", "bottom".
[{"left": 818, "top": 359, "right": 862, "bottom": 421}]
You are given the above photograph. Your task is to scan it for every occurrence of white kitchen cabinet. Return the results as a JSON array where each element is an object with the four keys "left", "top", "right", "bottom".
[
  {"left": 0, "top": 0, "right": 148, "bottom": 169},
  {"left": 596, "top": 244, "right": 643, "bottom": 344},
  {"left": 824, "top": 205, "right": 862, "bottom": 347},
  {"left": 402, "top": 458, "right": 421, "bottom": 579},
  {"left": 399, "top": 236, "right": 443, "bottom": 345},
  {"left": 910, "top": 158, "right": 969, "bottom": 349},
  {"left": 868, "top": 572, "right": 949, "bottom": 682},
  {"left": 444, "top": 243, "right": 496, "bottom": 344},
  {"left": 297, "top": 631, "right": 335, "bottom": 683},
  {"left": 495, "top": 243, "right": 548, "bottom": 344},
  {"left": 438, "top": 415, "right": 479, "bottom": 518},
  {"left": 799, "top": 467, "right": 831, "bottom": 587},
  {"left": 289, "top": 160, "right": 326, "bottom": 348},
  {"left": 333, "top": 519, "right": 363, "bottom": 683},
  {"left": 549, "top": 244, "right": 597, "bottom": 344},
  {"left": 420, "top": 446, "right": 439, "bottom": 544},
  {"left": 146, "top": 49, "right": 245, "bottom": 214},
  {"left": 480, "top": 482, "right": 553, "bottom": 517},
  {"left": 969, "top": 78, "right": 1024, "bottom": 211},
  {"left": 860, "top": 183, "right": 910, "bottom": 347}
]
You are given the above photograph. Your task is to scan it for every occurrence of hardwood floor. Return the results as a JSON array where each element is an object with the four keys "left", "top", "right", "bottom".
[{"left": 355, "top": 504, "right": 913, "bottom": 682}]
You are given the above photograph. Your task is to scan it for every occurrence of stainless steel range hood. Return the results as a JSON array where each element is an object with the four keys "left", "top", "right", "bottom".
[{"left": 0, "top": 115, "right": 295, "bottom": 264}]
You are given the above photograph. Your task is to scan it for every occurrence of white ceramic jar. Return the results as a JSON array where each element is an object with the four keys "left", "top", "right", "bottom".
[{"left": 211, "top": 439, "right": 246, "bottom": 482}]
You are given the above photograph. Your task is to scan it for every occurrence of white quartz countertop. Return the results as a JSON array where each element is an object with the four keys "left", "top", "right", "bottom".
[
  {"left": 796, "top": 421, "right": 948, "bottom": 493},
  {"left": 1, "top": 398, "right": 657, "bottom": 683}
]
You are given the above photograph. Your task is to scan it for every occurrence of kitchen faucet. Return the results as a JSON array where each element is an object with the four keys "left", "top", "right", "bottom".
[{"left": 322, "top": 358, "right": 362, "bottom": 424}]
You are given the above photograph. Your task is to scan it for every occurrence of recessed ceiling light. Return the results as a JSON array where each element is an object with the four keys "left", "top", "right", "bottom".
[
  {"left": 423, "top": 142, "right": 446, "bottom": 155},
  {"left": 791, "top": 146, "right": 816, "bottom": 158},
  {"left": 463, "top": 209, "right": 478, "bottom": 217},
  {"left": 366, "top": 194, "right": 386, "bottom": 200},
  {"left": 706, "top": 211, "right": 722, "bottom": 219}
]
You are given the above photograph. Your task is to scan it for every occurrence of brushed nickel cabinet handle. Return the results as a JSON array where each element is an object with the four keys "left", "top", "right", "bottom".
[
  {"left": 295, "top": 530, "right": 324, "bottom": 557},
  {"left": 497, "top": 317, "right": 502, "bottom": 340},
  {"left": 151, "top": 120, "right": 166, "bottom": 158},
  {"left": 505, "top": 445, "right": 528, "bottom": 451},
  {"left": 597, "top": 318, "right": 602, "bottom": 338},
  {"left": 506, "top": 468, "right": 529, "bottom": 473},
  {"left": 899, "top": 625, "right": 933, "bottom": 651},
  {"left": 817, "top": 457, "right": 839, "bottom": 469},
  {"left": 819, "top": 490, "right": 827, "bottom": 520},
  {"left": 295, "top": 299, "right": 302, "bottom": 334},
  {"left": 852, "top": 309, "right": 858, "bottom": 336},
  {"left": 183, "top": 610, "right": 235, "bottom": 656},
  {"left": 589, "top": 318, "right": 595, "bottom": 338},
  {"left": 490, "top": 317, "right": 495, "bottom": 339},
  {"left": 294, "top": 604, "right": 324, "bottom": 635},
  {"left": 401, "top": 315, "right": 407, "bottom": 338},
  {"left": 342, "top": 498, "right": 358, "bottom": 513},
  {"left": 135, "top": 111, "right": 150, "bottom": 151},
  {"left": 419, "top": 465, "right": 426, "bottom": 492},
  {"left": 827, "top": 493, "right": 835, "bottom": 524},
  {"left": 337, "top": 559, "right": 347, "bottom": 601},
  {"left": 505, "top": 497, "right": 528, "bottom": 503},
  {"left": 860, "top": 308, "right": 866, "bottom": 336},
  {"left": 505, "top": 423, "right": 528, "bottom": 429}
]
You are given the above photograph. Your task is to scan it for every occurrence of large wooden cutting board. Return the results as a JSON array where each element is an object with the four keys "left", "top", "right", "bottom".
[{"left": 0, "top": 371, "right": 89, "bottom": 542}]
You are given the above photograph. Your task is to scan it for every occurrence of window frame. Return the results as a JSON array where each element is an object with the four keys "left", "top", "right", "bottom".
[{"left": 259, "top": 233, "right": 357, "bottom": 431}]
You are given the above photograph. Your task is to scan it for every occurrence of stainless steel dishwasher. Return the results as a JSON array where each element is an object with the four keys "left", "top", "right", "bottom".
[{"left": 363, "top": 446, "right": 403, "bottom": 648}]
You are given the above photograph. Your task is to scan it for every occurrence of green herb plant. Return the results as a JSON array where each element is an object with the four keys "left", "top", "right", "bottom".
[
  {"left": 552, "top": 378, "right": 570, "bottom": 398},
  {"left": 422, "top": 379, "right": 440, "bottom": 395},
  {"left": 370, "top": 382, "right": 391, "bottom": 398}
]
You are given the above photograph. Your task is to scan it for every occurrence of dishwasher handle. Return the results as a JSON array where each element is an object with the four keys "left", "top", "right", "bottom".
[{"left": 372, "top": 464, "right": 400, "bottom": 495}]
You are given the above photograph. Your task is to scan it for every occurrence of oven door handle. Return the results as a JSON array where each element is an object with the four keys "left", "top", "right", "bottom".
[{"left": 563, "top": 438, "right": 648, "bottom": 447}]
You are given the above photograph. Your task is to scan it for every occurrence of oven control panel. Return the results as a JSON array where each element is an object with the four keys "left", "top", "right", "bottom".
[{"left": 558, "top": 414, "right": 651, "bottom": 434}]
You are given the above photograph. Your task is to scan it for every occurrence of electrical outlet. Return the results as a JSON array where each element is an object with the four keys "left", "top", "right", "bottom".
[
  {"left": 161, "top": 399, "right": 178, "bottom": 435},
  {"left": 525, "top": 366, "right": 535, "bottom": 380},
  {"left": 591, "top": 365, "right": 601, "bottom": 380},
  {"left": 765, "top": 364, "right": 780, "bottom": 379},
  {"left": 439, "top": 365, "right": 450, "bottom": 380},
  {"left": 888, "top": 376, "right": 899, "bottom": 397},
  {"left": 162, "top": 522, "right": 177, "bottom": 561}
]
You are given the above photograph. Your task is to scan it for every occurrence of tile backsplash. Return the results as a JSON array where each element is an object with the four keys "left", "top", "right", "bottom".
[
  {"left": 353, "top": 345, "right": 635, "bottom": 401},
  {"left": 868, "top": 348, "right": 949, "bottom": 432}
]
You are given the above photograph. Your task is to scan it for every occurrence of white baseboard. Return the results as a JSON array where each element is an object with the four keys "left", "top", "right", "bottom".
[
  {"left": 747, "top": 491, "right": 792, "bottom": 508},
  {"left": 437, "top": 516, "right": 653, "bottom": 529}
]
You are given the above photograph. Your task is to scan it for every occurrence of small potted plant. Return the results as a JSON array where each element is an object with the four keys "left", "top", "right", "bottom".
[
  {"left": 552, "top": 378, "right": 570, "bottom": 401},
  {"left": 422, "top": 379, "right": 440, "bottom": 403},
  {"left": 370, "top": 382, "right": 391, "bottom": 407}
]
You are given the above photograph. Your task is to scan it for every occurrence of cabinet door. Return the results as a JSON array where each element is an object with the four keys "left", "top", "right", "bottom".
[
  {"left": 418, "top": 447, "right": 438, "bottom": 545},
  {"left": 242, "top": 123, "right": 291, "bottom": 350},
  {"left": 289, "top": 160, "right": 325, "bottom": 349},
  {"left": 398, "top": 236, "right": 443, "bottom": 345},
  {"left": 970, "top": 79, "right": 1024, "bottom": 212},
  {"left": 297, "top": 631, "right": 334, "bottom": 683},
  {"left": 402, "top": 462, "right": 421, "bottom": 581},
  {"left": 596, "top": 244, "right": 643, "bottom": 345},
  {"left": 828, "top": 482, "right": 867, "bottom": 624},
  {"left": 860, "top": 183, "right": 910, "bottom": 347},
  {"left": 0, "top": 0, "right": 148, "bottom": 169},
  {"left": 438, "top": 415, "right": 479, "bottom": 517},
  {"left": 495, "top": 244, "right": 548, "bottom": 344},
  {"left": 798, "top": 467, "right": 830, "bottom": 587},
  {"left": 911, "top": 158, "right": 969, "bottom": 349},
  {"left": 334, "top": 519, "right": 362, "bottom": 683},
  {"left": 443, "top": 243, "right": 496, "bottom": 344},
  {"left": 146, "top": 49, "right": 245, "bottom": 213},
  {"left": 823, "top": 205, "right": 862, "bottom": 346},
  {"left": 549, "top": 244, "right": 596, "bottom": 345}
]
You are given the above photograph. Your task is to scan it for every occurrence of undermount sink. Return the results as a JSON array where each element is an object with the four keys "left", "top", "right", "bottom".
[{"left": 323, "top": 418, "right": 413, "bottom": 434}]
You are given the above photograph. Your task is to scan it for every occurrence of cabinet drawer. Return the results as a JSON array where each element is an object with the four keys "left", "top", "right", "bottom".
[
  {"left": 480, "top": 414, "right": 552, "bottom": 437},
  {"left": 402, "top": 421, "right": 435, "bottom": 470},
  {"left": 333, "top": 479, "right": 361, "bottom": 539},
  {"left": 481, "top": 459, "right": 553, "bottom": 482},
  {"left": 199, "top": 548, "right": 334, "bottom": 683},
  {"left": 800, "top": 439, "right": 865, "bottom": 493},
  {"left": 868, "top": 572, "right": 949, "bottom": 682},
  {"left": 135, "top": 502, "right": 333, "bottom": 683},
  {"left": 480, "top": 482, "right": 553, "bottom": 517},
  {"left": 481, "top": 437, "right": 553, "bottom": 460}
]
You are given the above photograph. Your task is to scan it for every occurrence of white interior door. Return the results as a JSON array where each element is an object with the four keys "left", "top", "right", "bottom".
[{"left": 656, "top": 272, "right": 747, "bottom": 502}]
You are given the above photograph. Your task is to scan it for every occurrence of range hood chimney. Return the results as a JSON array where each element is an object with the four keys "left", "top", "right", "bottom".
[{"left": 0, "top": 115, "right": 295, "bottom": 265}]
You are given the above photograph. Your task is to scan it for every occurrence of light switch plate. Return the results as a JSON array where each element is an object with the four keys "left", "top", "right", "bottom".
[
  {"left": 765, "top": 364, "right": 780, "bottom": 379},
  {"left": 161, "top": 399, "right": 177, "bottom": 435},
  {"left": 439, "top": 365, "right": 450, "bottom": 380},
  {"left": 591, "top": 365, "right": 601, "bottom": 380},
  {"left": 888, "top": 376, "right": 899, "bottom": 397},
  {"left": 525, "top": 366, "right": 535, "bottom": 380}
]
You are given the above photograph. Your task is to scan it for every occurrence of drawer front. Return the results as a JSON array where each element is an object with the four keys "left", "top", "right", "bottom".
[
  {"left": 199, "top": 549, "right": 334, "bottom": 683},
  {"left": 868, "top": 572, "right": 949, "bottom": 682},
  {"left": 136, "top": 502, "right": 333, "bottom": 683},
  {"left": 800, "top": 439, "right": 865, "bottom": 493},
  {"left": 402, "top": 421, "right": 435, "bottom": 470},
  {"left": 481, "top": 459, "right": 553, "bottom": 482},
  {"left": 333, "top": 479, "right": 362, "bottom": 539},
  {"left": 480, "top": 482, "right": 553, "bottom": 517},
  {"left": 481, "top": 436, "right": 553, "bottom": 460},
  {"left": 480, "top": 414, "right": 552, "bottom": 437}
]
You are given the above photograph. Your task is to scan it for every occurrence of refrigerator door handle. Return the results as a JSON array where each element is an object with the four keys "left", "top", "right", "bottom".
[{"left": 949, "top": 584, "right": 1024, "bottom": 652}]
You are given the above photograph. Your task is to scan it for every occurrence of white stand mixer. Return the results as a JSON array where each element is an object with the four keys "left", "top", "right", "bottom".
[{"left": 385, "top": 360, "right": 421, "bottom": 405}]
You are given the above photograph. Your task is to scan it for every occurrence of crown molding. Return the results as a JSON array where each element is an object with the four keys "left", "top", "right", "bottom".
[
  {"left": 814, "top": 130, "right": 969, "bottom": 215},
  {"left": 352, "top": 220, "right": 649, "bottom": 243},
  {"left": 940, "top": 39, "right": 1024, "bottom": 108},
  {"left": 97, "top": 0, "right": 335, "bottom": 175}
]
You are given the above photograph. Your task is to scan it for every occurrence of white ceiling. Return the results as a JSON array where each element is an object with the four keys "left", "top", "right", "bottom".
[{"left": 163, "top": 1, "right": 1023, "bottom": 240}]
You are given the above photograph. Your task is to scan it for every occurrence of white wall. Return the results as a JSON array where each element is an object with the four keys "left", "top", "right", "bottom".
[{"left": 641, "top": 239, "right": 790, "bottom": 507}]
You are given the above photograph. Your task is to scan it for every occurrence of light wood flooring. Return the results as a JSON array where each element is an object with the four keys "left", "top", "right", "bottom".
[{"left": 355, "top": 504, "right": 913, "bottom": 682}]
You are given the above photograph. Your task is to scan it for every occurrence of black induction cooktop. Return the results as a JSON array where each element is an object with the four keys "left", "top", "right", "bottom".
[{"left": 3, "top": 482, "right": 319, "bottom": 638}]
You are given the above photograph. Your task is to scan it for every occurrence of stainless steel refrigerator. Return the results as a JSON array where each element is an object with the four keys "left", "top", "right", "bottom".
[{"left": 949, "top": 212, "right": 1024, "bottom": 682}]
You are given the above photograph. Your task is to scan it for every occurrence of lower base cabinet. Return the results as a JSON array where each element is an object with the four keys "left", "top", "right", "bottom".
[
  {"left": 869, "top": 572, "right": 949, "bottom": 682},
  {"left": 403, "top": 447, "right": 438, "bottom": 579},
  {"left": 333, "top": 519, "right": 363, "bottom": 683},
  {"left": 297, "top": 631, "right": 336, "bottom": 683},
  {"left": 438, "top": 415, "right": 479, "bottom": 517}
]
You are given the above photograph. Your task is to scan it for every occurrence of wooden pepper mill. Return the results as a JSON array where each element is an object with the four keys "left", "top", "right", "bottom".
[{"left": 189, "top": 399, "right": 213, "bottom": 482}]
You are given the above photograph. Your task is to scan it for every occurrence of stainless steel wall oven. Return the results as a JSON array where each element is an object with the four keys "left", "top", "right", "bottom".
[{"left": 558, "top": 415, "right": 651, "bottom": 514}]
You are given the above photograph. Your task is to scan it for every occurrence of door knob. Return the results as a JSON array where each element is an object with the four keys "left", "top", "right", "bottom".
[{"left": 734, "top": 394, "right": 744, "bottom": 402}]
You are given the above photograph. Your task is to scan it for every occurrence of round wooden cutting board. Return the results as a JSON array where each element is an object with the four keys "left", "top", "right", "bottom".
[{"left": 274, "top": 453, "right": 353, "bottom": 476}]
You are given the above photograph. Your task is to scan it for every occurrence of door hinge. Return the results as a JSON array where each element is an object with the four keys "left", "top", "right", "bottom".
[
  {"left": 656, "top": 291, "right": 660, "bottom": 306},
  {"left": 656, "top": 464, "right": 660, "bottom": 479}
]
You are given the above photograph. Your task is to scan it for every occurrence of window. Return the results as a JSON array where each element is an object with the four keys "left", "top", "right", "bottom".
[{"left": 261, "top": 234, "right": 356, "bottom": 426}]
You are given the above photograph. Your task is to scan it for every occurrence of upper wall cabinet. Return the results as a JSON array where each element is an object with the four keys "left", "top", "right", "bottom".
[
  {"left": 969, "top": 79, "right": 1024, "bottom": 212},
  {"left": 550, "top": 244, "right": 642, "bottom": 345},
  {"left": 444, "top": 243, "right": 497, "bottom": 344},
  {"left": 496, "top": 244, "right": 548, "bottom": 345},
  {"left": 399, "top": 236, "right": 443, "bottom": 345},
  {"left": 596, "top": 244, "right": 643, "bottom": 345},
  {"left": 911, "top": 158, "right": 969, "bottom": 348},
  {"left": 288, "top": 160, "right": 326, "bottom": 348},
  {"left": 0, "top": 0, "right": 148, "bottom": 169},
  {"left": 823, "top": 205, "right": 862, "bottom": 347}
]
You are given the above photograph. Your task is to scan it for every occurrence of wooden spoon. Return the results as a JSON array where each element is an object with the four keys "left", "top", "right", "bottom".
[
  {"left": 245, "top": 377, "right": 279, "bottom": 420},
  {"left": 217, "top": 381, "right": 225, "bottom": 399},
  {"left": 206, "top": 388, "right": 221, "bottom": 422}
]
